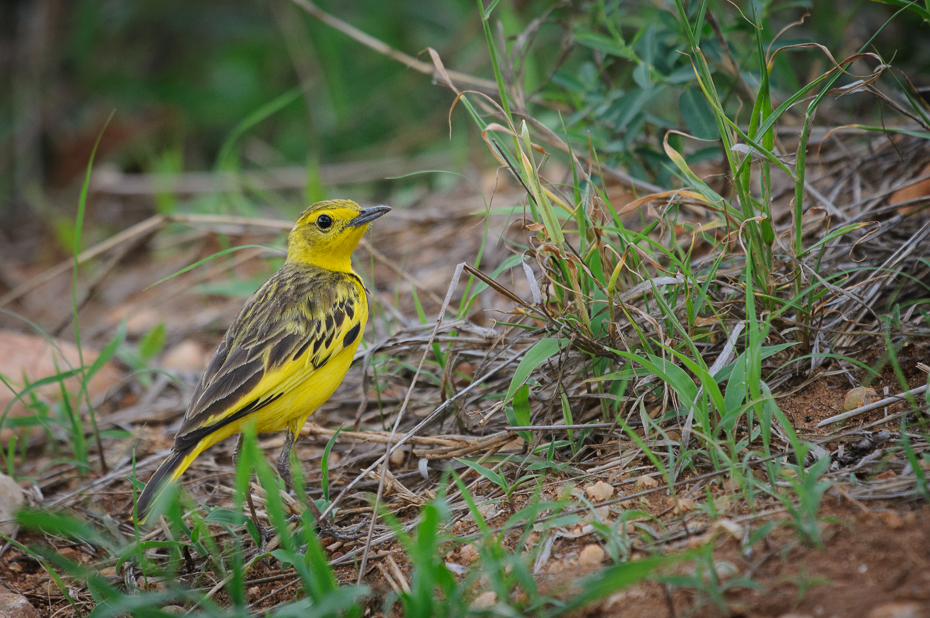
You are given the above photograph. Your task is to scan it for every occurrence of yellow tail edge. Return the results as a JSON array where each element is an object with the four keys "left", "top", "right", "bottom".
[{"left": 135, "top": 446, "right": 204, "bottom": 524}]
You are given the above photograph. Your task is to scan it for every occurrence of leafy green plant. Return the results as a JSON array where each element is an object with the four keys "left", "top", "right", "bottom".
[
  {"left": 455, "top": 456, "right": 538, "bottom": 512},
  {"left": 590, "top": 508, "right": 652, "bottom": 564},
  {"left": 762, "top": 443, "right": 833, "bottom": 549},
  {"left": 117, "top": 322, "right": 166, "bottom": 384},
  {"left": 780, "top": 564, "right": 831, "bottom": 603},
  {"left": 320, "top": 424, "right": 343, "bottom": 506},
  {"left": 658, "top": 543, "right": 763, "bottom": 615},
  {"left": 899, "top": 422, "right": 929, "bottom": 502},
  {"left": 383, "top": 499, "right": 463, "bottom": 618}
]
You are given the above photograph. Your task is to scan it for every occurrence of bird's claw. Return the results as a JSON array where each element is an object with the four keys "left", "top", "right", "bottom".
[
  {"left": 316, "top": 516, "right": 369, "bottom": 542},
  {"left": 288, "top": 513, "right": 369, "bottom": 542}
]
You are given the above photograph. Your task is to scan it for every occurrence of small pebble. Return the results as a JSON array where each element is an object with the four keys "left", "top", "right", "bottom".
[
  {"left": 722, "top": 477, "right": 741, "bottom": 492},
  {"left": 844, "top": 386, "right": 877, "bottom": 411},
  {"left": 668, "top": 497, "right": 696, "bottom": 514},
  {"left": 714, "top": 560, "right": 738, "bottom": 580},
  {"left": 477, "top": 503, "right": 498, "bottom": 520},
  {"left": 161, "top": 340, "right": 208, "bottom": 372},
  {"left": 0, "top": 473, "right": 25, "bottom": 537},
  {"left": 585, "top": 481, "right": 615, "bottom": 502},
  {"left": 867, "top": 602, "right": 923, "bottom": 618},
  {"left": 0, "top": 593, "right": 39, "bottom": 618},
  {"left": 581, "top": 506, "right": 611, "bottom": 523},
  {"left": 578, "top": 544, "right": 606, "bottom": 565},
  {"left": 714, "top": 519, "right": 744, "bottom": 538},
  {"left": 881, "top": 512, "right": 904, "bottom": 529},
  {"left": 471, "top": 590, "right": 497, "bottom": 609},
  {"left": 459, "top": 543, "right": 479, "bottom": 564}
]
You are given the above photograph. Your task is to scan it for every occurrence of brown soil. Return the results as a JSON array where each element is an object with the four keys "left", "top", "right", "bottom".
[
  {"left": 1, "top": 184, "right": 929, "bottom": 617},
  {"left": 574, "top": 502, "right": 930, "bottom": 618}
]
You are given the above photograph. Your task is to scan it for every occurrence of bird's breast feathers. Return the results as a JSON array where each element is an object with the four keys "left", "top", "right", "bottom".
[{"left": 173, "top": 264, "right": 368, "bottom": 449}]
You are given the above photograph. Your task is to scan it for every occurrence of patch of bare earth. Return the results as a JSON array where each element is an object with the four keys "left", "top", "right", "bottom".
[{"left": 575, "top": 502, "right": 930, "bottom": 618}]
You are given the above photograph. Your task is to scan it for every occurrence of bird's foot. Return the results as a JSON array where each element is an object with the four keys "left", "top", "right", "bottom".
[
  {"left": 276, "top": 459, "right": 292, "bottom": 492},
  {"left": 276, "top": 430, "right": 296, "bottom": 491},
  {"left": 287, "top": 512, "right": 369, "bottom": 542},
  {"left": 314, "top": 516, "right": 370, "bottom": 542},
  {"left": 249, "top": 519, "right": 274, "bottom": 553}
]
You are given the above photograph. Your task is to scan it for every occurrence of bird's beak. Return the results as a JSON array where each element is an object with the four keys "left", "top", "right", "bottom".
[{"left": 348, "top": 205, "right": 391, "bottom": 228}]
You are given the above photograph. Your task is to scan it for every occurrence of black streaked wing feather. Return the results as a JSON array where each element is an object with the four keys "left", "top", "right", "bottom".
[{"left": 173, "top": 264, "right": 364, "bottom": 445}]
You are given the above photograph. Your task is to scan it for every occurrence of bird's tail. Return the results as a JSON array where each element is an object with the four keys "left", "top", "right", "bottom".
[{"left": 136, "top": 448, "right": 198, "bottom": 523}]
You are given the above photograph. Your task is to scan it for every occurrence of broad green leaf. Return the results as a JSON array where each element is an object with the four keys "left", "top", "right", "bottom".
[
  {"left": 455, "top": 458, "right": 505, "bottom": 489},
  {"left": 138, "top": 323, "right": 166, "bottom": 362},
  {"left": 506, "top": 338, "right": 570, "bottom": 402},
  {"left": 321, "top": 425, "right": 343, "bottom": 503},
  {"left": 86, "top": 321, "right": 126, "bottom": 381},
  {"left": 16, "top": 510, "right": 107, "bottom": 549},
  {"left": 573, "top": 31, "right": 638, "bottom": 61},
  {"left": 204, "top": 509, "right": 249, "bottom": 526},
  {"left": 512, "top": 384, "right": 531, "bottom": 427},
  {"left": 724, "top": 354, "right": 748, "bottom": 423},
  {"left": 680, "top": 88, "right": 719, "bottom": 140},
  {"left": 643, "top": 353, "right": 698, "bottom": 403},
  {"left": 508, "top": 384, "right": 534, "bottom": 446},
  {"left": 714, "top": 343, "right": 797, "bottom": 381}
]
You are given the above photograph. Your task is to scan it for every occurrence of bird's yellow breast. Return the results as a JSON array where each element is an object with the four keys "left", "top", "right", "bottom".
[{"left": 251, "top": 334, "right": 362, "bottom": 434}]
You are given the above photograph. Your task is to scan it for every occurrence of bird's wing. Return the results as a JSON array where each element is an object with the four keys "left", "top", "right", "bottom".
[{"left": 173, "top": 266, "right": 365, "bottom": 450}]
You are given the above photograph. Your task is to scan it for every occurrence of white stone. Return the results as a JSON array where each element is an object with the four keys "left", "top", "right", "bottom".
[
  {"left": 471, "top": 591, "right": 497, "bottom": 609},
  {"left": 458, "top": 543, "right": 479, "bottom": 564},
  {"left": 0, "top": 593, "right": 39, "bottom": 618},
  {"left": 584, "top": 481, "right": 614, "bottom": 502},
  {"left": 0, "top": 473, "right": 24, "bottom": 536},
  {"left": 578, "top": 544, "right": 606, "bottom": 565}
]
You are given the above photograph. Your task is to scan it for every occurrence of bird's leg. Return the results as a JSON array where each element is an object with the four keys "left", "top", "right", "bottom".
[
  {"left": 233, "top": 434, "right": 271, "bottom": 550},
  {"left": 275, "top": 424, "right": 367, "bottom": 541},
  {"left": 232, "top": 433, "right": 242, "bottom": 468},
  {"left": 276, "top": 428, "right": 296, "bottom": 491}
]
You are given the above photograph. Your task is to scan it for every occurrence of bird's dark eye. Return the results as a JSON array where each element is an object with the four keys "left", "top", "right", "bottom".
[{"left": 317, "top": 214, "right": 333, "bottom": 230}]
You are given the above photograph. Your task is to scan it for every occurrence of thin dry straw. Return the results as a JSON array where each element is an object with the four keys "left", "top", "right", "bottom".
[{"left": 355, "top": 261, "right": 466, "bottom": 585}]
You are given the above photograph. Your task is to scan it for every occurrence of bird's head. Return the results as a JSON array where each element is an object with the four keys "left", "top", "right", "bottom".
[{"left": 286, "top": 199, "right": 390, "bottom": 271}]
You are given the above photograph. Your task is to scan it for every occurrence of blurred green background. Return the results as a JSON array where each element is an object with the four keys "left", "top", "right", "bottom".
[{"left": 1, "top": 0, "right": 928, "bottom": 246}]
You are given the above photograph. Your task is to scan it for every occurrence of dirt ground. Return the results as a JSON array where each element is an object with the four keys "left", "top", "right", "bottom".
[
  {"left": 2, "top": 365, "right": 928, "bottom": 617},
  {"left": 1, "top": 176, "right": 929, "bottom": 617}
]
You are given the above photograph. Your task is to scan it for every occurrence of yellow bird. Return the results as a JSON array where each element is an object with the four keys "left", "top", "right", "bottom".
[{"left": 137, "top": 199, "right": 389, "bottom": 521}]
